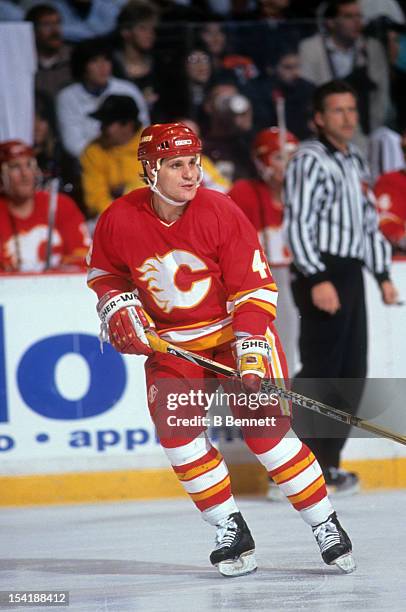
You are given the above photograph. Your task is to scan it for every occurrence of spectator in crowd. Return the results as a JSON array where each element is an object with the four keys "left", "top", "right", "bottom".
[
  {"left": 25, "top": 3, "right": 72, "bottom": 99},
  {"left": 80, "top": 95, "right": 145, "bottom": 218},
  {"left": 203, "top": 88, "right": 257, "bottom": 181},
  {"left": 198, "top": 21, "right": 230, "bottom": 73},
  {"left": 284, "top": 80, "right": 398, "bottom": 495},
  {"left": 177, "top": 117, "right": 232, "bottom": 192},
  {"left": 246, "top": 45, "right": 315, "bottom": 139},
  {"left": 388, "top": 22, "right": 406, "bottom": 130},
  {"left": 0, "top": 140, "right": 90, "bottom": 272},
  {"left": 183, "top": 48, "right": 214, "bottom": 124},
  {"left": 229, "top": 127, "right": 298, "bottom": 266},
  {"left": 237, "top": 0, "right": 306, "bottom": 74},
  {"left": 113, "top": 0, "right": 160, "bottom": 114},
  {"left": 35, "top": 0, "right": 129, "bottom": 42},
  {"left": 198, "top": 21, "right": 259, "bottom": 86},
  {"left": 299, "top": 0, "right": 390, "bottom": 136},
  {"left": 374, "top": 127, "right": 406, "bottom": 251},
  {"left": 158, "top": 46, "right": 215, "bottom": 126},
  {"left": 33, "top": 90, "right": 63, "bottom": 184},
  {"left": 56, "top": 38, "right": 149, "bottom": 159}
]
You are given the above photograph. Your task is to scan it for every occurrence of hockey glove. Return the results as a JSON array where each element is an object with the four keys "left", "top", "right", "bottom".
[
  {"left": 97, "top": 290, "right": 154, "bottom": 356},
  {"left": 234, "top": 335, "right": 271, "bottom": 393}
]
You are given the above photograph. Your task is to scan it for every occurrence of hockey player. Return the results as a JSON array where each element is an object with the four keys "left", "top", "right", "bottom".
[
  {"left": 87, "top": 122, "right": 355, "bottom": 577},
  {"left": 0, "top": 140, "right": 90, "bottom": 272},
  {"left": 229, "top": 126, "right": 298, "bottom": 266},
  {"left": 374, "top": 126, "right": 406, "bottom": 252}
]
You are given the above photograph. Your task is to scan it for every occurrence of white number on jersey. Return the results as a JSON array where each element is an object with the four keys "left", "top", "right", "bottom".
[{"left": 252, "top": 249, "right": 269, "bottom": 279}]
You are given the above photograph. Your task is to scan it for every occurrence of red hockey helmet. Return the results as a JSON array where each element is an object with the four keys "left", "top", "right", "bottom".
[
  {"left": 0, "top": 140, "right": 34, "bottom": 166},
  {"left": 138, "top": 123, "right": 202, "bottom": 170},
  {"left": 252, "top": 127, "right": 298, "bottom": 166}
]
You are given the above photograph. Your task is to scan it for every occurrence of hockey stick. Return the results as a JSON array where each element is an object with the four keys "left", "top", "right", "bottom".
[
  {"left": 146, "top": 332, "right": 406, "bottom": 447},
  {"left": 44, "top": 178, "right": 59, "bottom": 271},
  {"left": 273, "top": 89, "right": 288, "bottom": 167}
]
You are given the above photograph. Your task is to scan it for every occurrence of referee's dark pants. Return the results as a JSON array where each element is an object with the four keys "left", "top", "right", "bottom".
[{"left": 291, "top": 255, "right": 367, "bottom": 471}]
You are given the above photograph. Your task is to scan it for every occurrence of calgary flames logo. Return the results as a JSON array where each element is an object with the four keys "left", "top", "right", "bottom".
[{"left": 137, "top": 250, "right": 211, "bottom": 313}]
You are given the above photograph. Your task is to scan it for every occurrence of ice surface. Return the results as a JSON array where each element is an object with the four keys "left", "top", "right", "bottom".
[{"left": 0, "top": 491, "right": 405, "bottom": 611}]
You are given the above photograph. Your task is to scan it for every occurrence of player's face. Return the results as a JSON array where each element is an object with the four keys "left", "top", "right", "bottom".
[
  {"left": 156, "top": 156, "right": 200, "bottom": 203},
  {"left": 2, "top": 155, "right": 37, "bottom": 201},
  {"left": 315, "top": 93, "right": 358, "bottom": 147}
]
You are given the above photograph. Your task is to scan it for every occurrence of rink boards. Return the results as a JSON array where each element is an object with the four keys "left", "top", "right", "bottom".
[{"left": 0, "top": 266, "right": 405, "bottom": 505}]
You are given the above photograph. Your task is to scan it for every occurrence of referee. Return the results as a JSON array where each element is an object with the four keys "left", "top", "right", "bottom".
[{"left": 284, "top": 80, "right": 398, "bottom": 494}]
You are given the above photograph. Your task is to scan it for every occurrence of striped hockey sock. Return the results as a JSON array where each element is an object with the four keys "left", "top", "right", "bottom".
[
  {"left": 163, "top": 435, "right": 239, "bottom": 526},
  {"left": 254, "top": 434, "right": 334, "bottom": 525}
]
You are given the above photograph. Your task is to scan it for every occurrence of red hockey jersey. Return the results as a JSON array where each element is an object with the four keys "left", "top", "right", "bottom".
[
  {"left": 374, "top": 170, "right": 406, "bottom": 243},
  {"left": 228, "top": 179, "right": 291, "bottom": 265},
  {"left": 0, "top": 191, "right": 90, "bottom": 272},
  {"left": 88, "top": 187, "right": 279, "bottom": 349}
]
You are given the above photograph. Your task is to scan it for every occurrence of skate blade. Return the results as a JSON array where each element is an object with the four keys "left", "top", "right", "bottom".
[
  {"left": 332, "top": 553, "right": 356, "bottom": 574},
  {"left": 217, "top": 550, "right": 257, "bottom": 577}
]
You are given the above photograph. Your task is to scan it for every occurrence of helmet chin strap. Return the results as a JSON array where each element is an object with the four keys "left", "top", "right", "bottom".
[{"left": 147, "top": 158, "right": 204, "bottom": 207}]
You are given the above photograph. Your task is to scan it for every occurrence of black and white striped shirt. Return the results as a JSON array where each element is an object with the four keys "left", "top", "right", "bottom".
[{"left": 284, "top": 138, "right": 391, "bottom": 282}]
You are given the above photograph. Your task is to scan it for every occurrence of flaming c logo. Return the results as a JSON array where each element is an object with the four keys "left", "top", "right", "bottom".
[{"left": 137, "top": 250, "right": 211, "bottom": 313}]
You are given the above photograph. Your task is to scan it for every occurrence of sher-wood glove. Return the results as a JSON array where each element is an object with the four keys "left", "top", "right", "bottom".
[{"left": 97, "top": 290, "right": 154, "bottom": 355}]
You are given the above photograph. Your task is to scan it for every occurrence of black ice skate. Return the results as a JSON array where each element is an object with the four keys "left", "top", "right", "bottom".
[
  {"left": 312, "top": 512, "right": 356, "bottom": 574},
  {"left": 210, "top": 512, "right": 257, "bottom": 577}
]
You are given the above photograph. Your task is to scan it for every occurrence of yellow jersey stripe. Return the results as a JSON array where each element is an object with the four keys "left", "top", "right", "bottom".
[
  {"left": 234, "top": 299, "right": 276, "bottom": 316},
  {"left": 228, "top": 283, "right": 278, "bottom": 302}
]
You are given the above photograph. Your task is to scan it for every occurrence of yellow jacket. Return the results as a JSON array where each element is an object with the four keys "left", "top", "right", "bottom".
[{"left": 80, "top": 130, "right": 145, "bottom": 216}]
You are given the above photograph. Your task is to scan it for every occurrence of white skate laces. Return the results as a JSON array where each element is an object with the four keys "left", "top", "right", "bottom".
[
  {"left": 312, "top": 513, "right": 356, "bottom": 574},
  {"left": 210, "top": 512, "right": 257, "bottom": 577},
  {"left": 214, "top": 515, "right": 239, "bottom": 550},
  {"left": 313, "top": 520, "right": 342, "bottom": 554}
]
